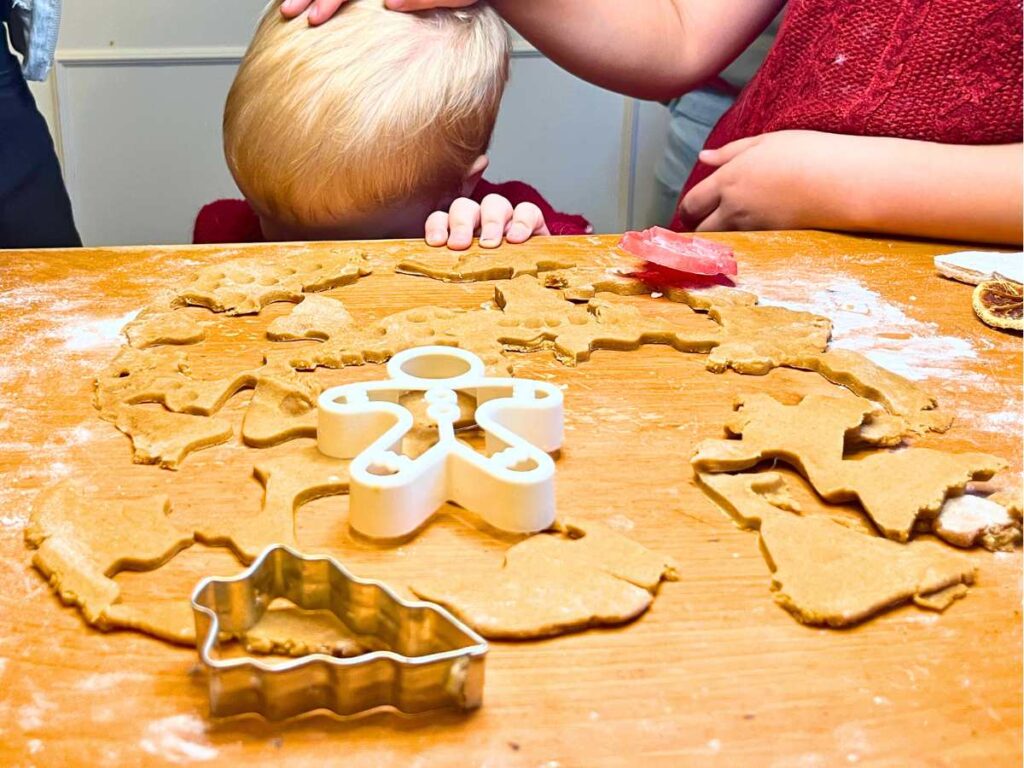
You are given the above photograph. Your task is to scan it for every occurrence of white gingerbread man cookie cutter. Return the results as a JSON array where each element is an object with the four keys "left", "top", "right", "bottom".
[{"left": 317, "top": 346, "right": 563, "bottom": 539}]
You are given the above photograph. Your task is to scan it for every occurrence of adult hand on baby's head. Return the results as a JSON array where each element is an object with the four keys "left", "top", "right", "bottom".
[
  {"left": 679, "top": 130, "right": 853, "bottom": 233},
  {"left": 426, "top": 194, "right": 550, "bottom": 251},
  {"left": 280, "top": 0, "right": 477, "bottom": 25}
]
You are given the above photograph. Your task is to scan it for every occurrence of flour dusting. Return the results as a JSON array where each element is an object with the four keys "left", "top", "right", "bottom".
[
  {"left": 140, "top": 715, "right": 218, "bottom": 764},
  {"left": 743, "top": 274, "right": 977, "bottom": 381},
  {"left": 55, "top": 310, "right": 139, "bottom": 352}
]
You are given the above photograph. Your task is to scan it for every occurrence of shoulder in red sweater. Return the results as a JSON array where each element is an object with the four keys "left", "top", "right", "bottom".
[{"left": 193, "top": 179, "right": 591, "bottom": 244}]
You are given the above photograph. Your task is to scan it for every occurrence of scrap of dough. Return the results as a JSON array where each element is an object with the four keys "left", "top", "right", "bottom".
[
  {"left": 25, "top": 483, "right": 195, "bottom": 641},
  {"left": 697, "top": 472, "right": 977, "bottom": 627},
  {"left": 174, "top": 249, "right": 371, "bottom": 315},
  {"left": 124, "top": 295, "right": 206, "bottom": 349},
  {"left": 492, "top": 276, "right": 722, "bottom": 364},
  {"left": 196, "top": 445, "right": 349, "bottom": 562},
  {"left": 545, "top": 269, "right": 946, "bottom": 432},
  {"left": 114, "top": 405, "right": 233, "bottom": 470},
  {"left": 787, "top": 348, "right": 952, "bottom": 434},
  {"left": 397, "top": 249, "right": 577, "bottom": 282},
  {"left": 97, "top": 346, "right": 320, "bottom": 451},
  {"left": 411, "top": 519, "right": 678, "bottom": 639},
  {"left": 692, "top": 393, "right": 1006, "bottom": 541},
  {"left": 706, "top": 303, "right": 832, "bottom": 375},
  {"left": 240, "top": 372, "right": 319, "bottom": 447},
  {"left": 541, "top": 266, "right": 759, "bottom": 310},
  {"left": 94, "top": 346, "right": 252, "bottom": 419},
  {"left": 242, "top": 601, "right": 378, "bottom": 658},
  {"left": 932, "top": 494, "right": 1022, "bottom": 551},
  {"left": 266, "top": 294, "right": 356, "bottom": 341}
]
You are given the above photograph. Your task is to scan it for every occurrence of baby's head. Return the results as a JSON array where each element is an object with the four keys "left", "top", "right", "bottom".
[{"left": 225, "top": 1, "right": 510, "bottom": 240}]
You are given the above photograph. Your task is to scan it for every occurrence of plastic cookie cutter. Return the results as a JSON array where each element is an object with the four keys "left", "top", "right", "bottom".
[
  {"left": 191, "top": 544, "right": 488, "bottom": 720},
  {"left": 317, "top": 345, "right": 564, "bottom": 539}
]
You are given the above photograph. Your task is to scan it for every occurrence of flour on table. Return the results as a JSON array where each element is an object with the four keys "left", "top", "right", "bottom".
[
  {"left": 54, "top": 310, "right": 140, "bottom": 352},
  {"left": 744, "top": 274, "right": 977, "bottom": 382}
]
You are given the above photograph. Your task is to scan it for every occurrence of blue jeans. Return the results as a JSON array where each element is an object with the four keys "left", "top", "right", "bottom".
[
  {"left": 651, "top": 87, "right": 736, "bottom": 227},
  {"left": 0, "top": 13, "right": 80, "bottom": 249}
]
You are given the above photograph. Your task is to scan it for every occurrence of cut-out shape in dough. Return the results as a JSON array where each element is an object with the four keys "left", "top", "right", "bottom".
[
  {"left": 543, "top": 265, "right": 759, "bottom": 309},
  {"left": 932, "top": 494, "right": 1022, "bottom": 551},
  {"left": 123, "top": 292, "right": 206, "bottom": 349},
  {"left": 195, "top": 445, "right": 349, "bottom": 562},
  {"left": 174, "top": 249, "right": 370, "bottom": 315},
  {"left": 692, "top": 393, "right": 1006, "bottom": 541},
  {"left": 25, "top": 483, "right": 196, "bottom": 642},
  {"left": 114, "top": 405, "right": 233, "bottom": 470},
  {"left": 240, "top": 371, "right": 319, "bottom": 448},
  {"left": 697, "top": 472, "right": 977, "bottom": 627},
  {"left": 411, "top": 519, "right": 678, "bottom": 639},
  {"left": 787, "top": 348, "right": 952, "bottom": 434},
  {"left": 540, "top": 270, "right": 946, "bottom": 433},
  {"left": 397, "top": 250, "right": 577, "bottom": 282},
  {"left": 94, "top": 347, "right": 252, "bottom": 420}
]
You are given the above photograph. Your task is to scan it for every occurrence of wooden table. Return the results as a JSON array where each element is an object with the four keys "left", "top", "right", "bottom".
[{"left": 0, "top": 232, "right": 1020, "bottom": 767}]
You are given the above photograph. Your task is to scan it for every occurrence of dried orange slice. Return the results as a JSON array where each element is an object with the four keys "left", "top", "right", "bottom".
[{"left": 972, "top": 273, "right": 1023, "bottom": 331}]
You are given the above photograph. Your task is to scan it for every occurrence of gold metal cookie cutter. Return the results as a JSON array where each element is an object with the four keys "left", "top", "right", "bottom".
[{"left": 191, "top": 545, "right": 488, "bottom": 720}]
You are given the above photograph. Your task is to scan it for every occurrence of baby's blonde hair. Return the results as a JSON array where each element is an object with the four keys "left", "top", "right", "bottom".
[{"left": 224, "top": 1, "right": 510, "bottom": 228}]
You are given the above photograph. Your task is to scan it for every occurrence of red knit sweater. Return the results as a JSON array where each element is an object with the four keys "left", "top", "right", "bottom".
[
  {"left": 193, "top": 179, "right": 591, "bottom": 244},
  {"left": 672, "top": 0, "right": 1023, "bottom": 229}
]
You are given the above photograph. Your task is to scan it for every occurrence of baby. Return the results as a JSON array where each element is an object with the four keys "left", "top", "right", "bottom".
[{"left": 195, "top": 0, "right": 588, "bottom": 248}]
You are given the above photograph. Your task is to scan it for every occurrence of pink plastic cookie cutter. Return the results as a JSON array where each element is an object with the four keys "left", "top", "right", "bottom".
[{"left": 317, "top": 346, "right": 564, "bottom": 539}]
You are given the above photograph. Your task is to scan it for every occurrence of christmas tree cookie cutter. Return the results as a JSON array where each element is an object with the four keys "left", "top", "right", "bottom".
[
  {"left": 191, "top": 545, "right": 488, "bottom": 720},
  {"left": 317, "top": 345, "right": 564, "bottom": 539}
]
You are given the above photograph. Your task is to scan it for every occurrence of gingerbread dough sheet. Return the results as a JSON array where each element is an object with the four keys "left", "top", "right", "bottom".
[
  {"left": 195, "top": 445, "right": 350, "bottom": 562},
  {"left": 174, "top": 249, "right": 371, "bottom": 315},
  {"left": 123, "top": 293, "right": 206, "bottom": 349},
  {"left": 114, "top": 405, "right": 233, "bottom": 470},
  {"left": 411, "top": 519, "right": 678, "bottom": 639},
  {"left": 25, "top": 483, "right": 196, "bottom": 643},
  {"left": 397, "top": 249, "right": 578, "bottom": 282},
  {"left": 698, "top": 472, "right": 977, "bottom": 626},
  {"left": 692, "top": 393, "right": 1005, "bottom": 541}
]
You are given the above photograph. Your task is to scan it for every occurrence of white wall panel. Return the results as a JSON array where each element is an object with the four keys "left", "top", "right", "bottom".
[
  {"left": 630, "top": 99, "right": 672, "bottom": 229},
  {"left": 57, "top": 57, "right": 242, "bottom": 246},
  {"left": 488, "top": 56, "right": 628, "bottom": 234}
]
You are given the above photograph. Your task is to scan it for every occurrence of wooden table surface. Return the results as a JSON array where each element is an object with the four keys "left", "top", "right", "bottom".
[{"left": 0, "top": 232, "right": 1020, "bottom": 768}]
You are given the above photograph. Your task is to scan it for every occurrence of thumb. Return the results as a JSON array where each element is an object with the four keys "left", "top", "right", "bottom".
[{"left": 699, "top": 135, "right": 761, "bottom": 167}]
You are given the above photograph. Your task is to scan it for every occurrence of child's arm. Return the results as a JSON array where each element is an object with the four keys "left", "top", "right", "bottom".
[
  {"left": 282, "top": 0, "right": 783, "bottom": 100},
  {"left": 680, "top": 131, "right": 1023, "bottom": 246},
  {"left": 425, "top": 195, "right": 550, "bottom": 251}
]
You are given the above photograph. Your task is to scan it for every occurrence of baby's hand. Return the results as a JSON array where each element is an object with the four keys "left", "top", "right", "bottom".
[{"left": 425, "top": 194, "right": 550, "bottom": 251}]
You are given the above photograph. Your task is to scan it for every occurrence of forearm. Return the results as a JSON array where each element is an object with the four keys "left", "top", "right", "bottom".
[
  {"left": 822, "top": 138, "right": 1023, "bottom": 246},
  {"left": 490, "top": 0, "right": 781, "bottom": 100}
]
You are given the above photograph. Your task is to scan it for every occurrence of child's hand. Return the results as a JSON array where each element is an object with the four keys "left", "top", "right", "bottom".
[
  {"left": 281, "top": 0, "right": 476, "bottom": 25},
  {"left": 680, "top": 130, "right": 849, "bottom": 232},
  {"left": 425, "top": 194, "right": 550, "bottom": 251}
]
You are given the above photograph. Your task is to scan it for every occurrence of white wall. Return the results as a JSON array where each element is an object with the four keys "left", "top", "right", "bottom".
[{"left": 26, "top": 2, "right": 671, "bottom": 246}]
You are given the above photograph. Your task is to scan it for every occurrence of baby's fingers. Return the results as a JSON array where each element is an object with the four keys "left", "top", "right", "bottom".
[
  {"left": 425, "top": 211, "right": 450, "bottom": 247},
  {"left": 479, "top": 194, "right": 514, "bottom": 248},
  {"left": 505, "top": 202, "right": 549, "bottom": 243},
  {"left": 446, "top": 197, "right": 481, "bottom": 251}
]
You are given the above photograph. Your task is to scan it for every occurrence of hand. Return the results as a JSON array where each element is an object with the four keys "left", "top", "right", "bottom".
[
  {"left": 280, "top": 0, "right": 478, "bottom": 26},
  {"left": 425, "top": 195, "right": 550, "bottom": 250},
  {"left": 679, "top": 130, "right": 854, "bottom": 233}
]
